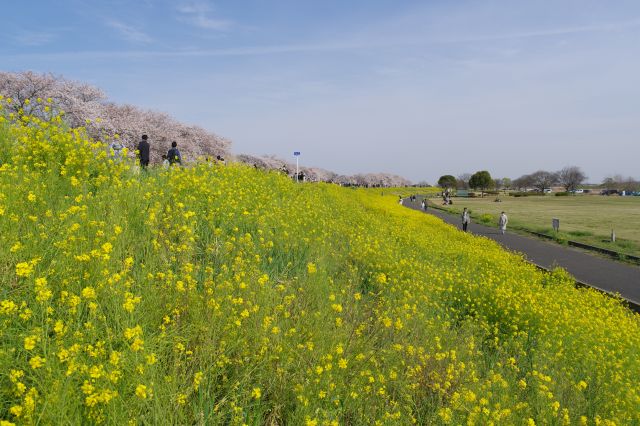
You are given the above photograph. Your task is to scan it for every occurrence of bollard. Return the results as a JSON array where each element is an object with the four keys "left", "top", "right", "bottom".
[{"left": 611, "top": 229, "right": 616, "bottom": 242}]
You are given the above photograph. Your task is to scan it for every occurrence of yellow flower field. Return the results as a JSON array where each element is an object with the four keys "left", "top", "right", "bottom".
[{"left": 0, "top": 99, "right": 639, "bottom": 425}]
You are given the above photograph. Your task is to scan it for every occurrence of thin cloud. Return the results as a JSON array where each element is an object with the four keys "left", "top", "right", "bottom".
[
  {"left": 439, "top": 19, "right": 640, "bottom": 44},
  {"left": 2, "top": 40, "right": 373, "bottom": 61},
  {"left": 7, "top": 17, "right": 640, "bottom": 61},
  {"left": 13, "top": 31, "right": 56, "bottom": 47},
  {"left": 177, "top": 1, "right": 233, "bottom": 31},
  {"left": 106, "top": 20, "right": 153, "bottom": 44}
]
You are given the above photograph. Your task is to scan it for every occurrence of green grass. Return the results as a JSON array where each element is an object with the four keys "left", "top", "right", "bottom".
[{"left": 436, "top": 194, "right": 640, "bottom": 257}]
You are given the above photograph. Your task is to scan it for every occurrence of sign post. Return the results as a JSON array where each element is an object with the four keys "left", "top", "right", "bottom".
[
  {"left": 552, "top": 218, "right": 559, "bottom": 232},
  {"left": 293, "top": 151, "right": 300, "bottom": 182}
]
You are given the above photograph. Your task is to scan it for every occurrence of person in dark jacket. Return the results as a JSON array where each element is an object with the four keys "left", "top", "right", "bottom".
[
  {"left": 167, "top": 141, "right": 182, "bottom": 165},
  {"left": 137, "top": 135, "right": 150, "bottom": 168}
]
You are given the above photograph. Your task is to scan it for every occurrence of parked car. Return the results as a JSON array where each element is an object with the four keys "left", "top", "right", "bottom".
[{"left": 570, "top": 189, "right": 584, "bottom": 194}]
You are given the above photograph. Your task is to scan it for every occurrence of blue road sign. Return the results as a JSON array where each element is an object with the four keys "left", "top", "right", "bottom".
[{"left": 293, "top": 151, "right": 301, "bottom": 156}]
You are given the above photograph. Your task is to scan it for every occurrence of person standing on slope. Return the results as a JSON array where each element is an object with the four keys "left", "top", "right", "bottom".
[
  {"left": 109, "top": 138, "right": 125, "bottom": 161},
  {"left": 167, "top": 141, "right": 182, "bottom": 165},
  {"left": 498, "top": 211, "right": 508, "bottom": 235},
  {"left": 137, "top": 134, "right": 150, "bottom": 169},
  {"left": 461, "top": 207, "right": 470, "bottom": 232}
]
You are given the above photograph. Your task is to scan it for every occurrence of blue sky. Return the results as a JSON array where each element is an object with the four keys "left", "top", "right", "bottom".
[{"left": 3, "top": 0, "right": 640, "bottom": 183}]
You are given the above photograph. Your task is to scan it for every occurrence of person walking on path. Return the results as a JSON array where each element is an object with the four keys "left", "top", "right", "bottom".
[
  {"left": 498, "top": 211, "right": 508, "bottom": 235},
  {"left": 167, "top": 141, "right": 182, "bottom": 165},
  {"left": 461, "top": 207, "right": 470, "bottom": 232},
  {"left": 137, "top": 134, "right": 150, "bottom": 169}
]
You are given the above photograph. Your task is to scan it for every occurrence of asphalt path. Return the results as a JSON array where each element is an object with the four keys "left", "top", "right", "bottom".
[{"left": 403, "top": 199, "right": 640, "bottom": 308}]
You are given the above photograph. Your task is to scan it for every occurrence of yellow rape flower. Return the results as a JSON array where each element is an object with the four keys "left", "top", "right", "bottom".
[
  {"left": 15, "top": 262, "right": 33, "bottom": 278},
  {"left": 24, "top": 336, "right": 37, "bottom": 350},
  {"left": 193, "top": 372, "right": 203, "bottom": 390},
  {"left": 9, "top": 405, "right": 23, "bottom": 417},
  {"left": 306, "top": 262, "right": 317, "bottom": 274},
  {"left": 29, "top": 356, "right": 45, "bottom": 369},
  {"left": 81, "top": 287, "right": 96, "bottom": 299},
  {"left": 252, "top": 387, "right": 262, "bottom": 399},
  {"left": 135, "top": 385, "right": 148, "bottom": 399}
]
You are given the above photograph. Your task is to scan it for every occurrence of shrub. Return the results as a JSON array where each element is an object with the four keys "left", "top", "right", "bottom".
[
  {"left": 510, "top": 191, "right": 546, "bottom": 197},
  {"left": 479, "top": 213, "right": 493, "bottom": 224}
]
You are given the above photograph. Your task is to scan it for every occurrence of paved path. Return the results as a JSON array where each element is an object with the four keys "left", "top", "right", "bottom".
[{"left": 403, "top": 199, "right": 640, "bottom": 308}]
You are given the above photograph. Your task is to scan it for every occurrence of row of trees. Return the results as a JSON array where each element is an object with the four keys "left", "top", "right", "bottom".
[
  {"left": 601, "top": 175, "right": 640, "bottom": 192},
  {"left": 511, "top": 167, "right": 587, "bottom": 192},
  {"left": 438, "top": 170, "right": 495, "bottom": 194},
  {"left": 0, "top": 71, "right": 231, "bottom": 162},
  {"left": 438, "top": 167, "right": 640, "bottom": 193},
  {"left": 438, "top": 166, "right": 589, "bottom": 193},
  {"left": 237, "top": 153, "right": 411, "bottom": 187},
  {"left": 0, "top": 71, "right": 412, "bottom": 186}
]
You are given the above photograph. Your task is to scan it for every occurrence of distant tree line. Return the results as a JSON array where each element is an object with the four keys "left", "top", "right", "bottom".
[
  {"left": 0, "top": 71, "right": 413, "bottom": 187},
  {"left": 439, "top": 170, "right": 500, "bottom": 195},
  {"left": 0, "top": 71, "right": 231, "bottom": 163},
  {"left": 236, "top": 153, "right": 411, "bottom": 187},
  {"left": 600, "top": 175, "right": 640, "bottom": 192},
  {"left": 439, "top": 167, "right": 584, "bottom": 192},
  {"left": 511, "top": 167, "right": 587, "bottom": 192},
  {"left": 438, "top": 166, "right": 639, "bottom": 193}
]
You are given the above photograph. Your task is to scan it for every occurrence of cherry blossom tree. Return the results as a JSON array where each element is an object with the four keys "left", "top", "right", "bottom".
[
  {"left": 2, "top": 71, "right": 413, "bottom": 184},
  {"left": 0, "top": 71, "right": 230, "bottom": 163}
]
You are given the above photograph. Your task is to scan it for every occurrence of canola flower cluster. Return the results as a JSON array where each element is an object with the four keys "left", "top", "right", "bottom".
[{"left": 0, "top": 98, "right": 639, "bottom": 425}]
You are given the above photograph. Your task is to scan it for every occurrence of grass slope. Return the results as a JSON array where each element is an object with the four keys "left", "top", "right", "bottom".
[{"left": 1, "top": 102, "right": 639, "bottom": 425}]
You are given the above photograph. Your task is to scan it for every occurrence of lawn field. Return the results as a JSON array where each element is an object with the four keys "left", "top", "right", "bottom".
[{"left": 435, "top": 195, "right": 640, "bottom": 257}]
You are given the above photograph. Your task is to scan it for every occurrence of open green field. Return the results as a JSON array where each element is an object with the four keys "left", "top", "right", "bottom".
[{"left": 436, "top": 195, "right": 640, "bottom": 257}]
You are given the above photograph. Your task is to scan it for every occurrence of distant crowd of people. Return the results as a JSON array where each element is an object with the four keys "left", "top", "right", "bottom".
[
  {"left": 441, "top": 189, "right": 453, "bottom": 205},
  {"left": 277, "top": 165, "right": 306, "bottom": 182},
  {"left": 108, "top": 134, "right": 225, "bottom": 169}
]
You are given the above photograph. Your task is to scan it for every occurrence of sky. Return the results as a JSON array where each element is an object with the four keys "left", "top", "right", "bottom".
[{"left": 2, "top": 0, "right": 640, "bottom": 184}]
